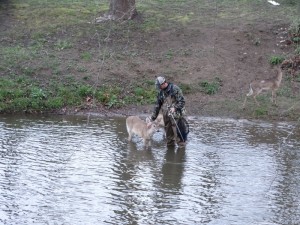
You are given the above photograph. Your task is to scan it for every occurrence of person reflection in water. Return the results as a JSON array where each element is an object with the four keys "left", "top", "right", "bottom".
[{"left": 161, "top": 146, "right": 186, "bottom": 190}]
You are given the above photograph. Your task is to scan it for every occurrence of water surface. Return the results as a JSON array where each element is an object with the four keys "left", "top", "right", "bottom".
[{"left": 0, "top": 115, "right": 299, "bottom": 225}]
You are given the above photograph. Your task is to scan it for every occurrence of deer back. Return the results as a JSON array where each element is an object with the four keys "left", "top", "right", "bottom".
[
  {"left": 252, "top": 67, "right": 283, "bottom": 91},
  {"left": 127, "top": 116, "right": 157, "bottom": 139},
  {"left": 267, "top": 67, "right": 283, "bottom": 89}
]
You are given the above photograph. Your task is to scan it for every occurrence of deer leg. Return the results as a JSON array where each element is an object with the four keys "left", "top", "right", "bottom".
[
  {"left": 253, "top": 95, "right": 260, "bottom": 106},
  {"left": 128, "top": 132, "right": 132, "bottom": 141},
  {"left": 144, "top": 139, "right": 151, "bottom": 147},
  {"left": 272, "top": 91, "right": 277, "bottom": 105},
  {"left": 253, "top": 88, "right": 264, "bottom": 106},
  {"left": 242, "top": 96, "right": 248, "bottom": 109}
]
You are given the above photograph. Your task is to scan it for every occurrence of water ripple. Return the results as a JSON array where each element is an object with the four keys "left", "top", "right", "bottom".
[{"left": 0, "top": 115, "right": 299, "bottom": 225}]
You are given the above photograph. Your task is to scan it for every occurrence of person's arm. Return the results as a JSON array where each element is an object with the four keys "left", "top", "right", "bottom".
[
  {"left": 173, "top": 85, "right": 185, "bottom": 111},
  {"left": 150, "top": 93, "right": 162, "bottom": 121}
]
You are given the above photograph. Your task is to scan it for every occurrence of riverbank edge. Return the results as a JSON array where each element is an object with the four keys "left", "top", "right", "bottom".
[{"left": 23, "top": 103, "right": 298, "bottom": 124}]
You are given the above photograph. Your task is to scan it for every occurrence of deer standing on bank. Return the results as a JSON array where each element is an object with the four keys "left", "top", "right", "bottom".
[
  {"left": 126, "top": 116, "right": 158, "bottom": 148},
  {"left": 243, "top": 67, "right": 283, "bottom": 108}
]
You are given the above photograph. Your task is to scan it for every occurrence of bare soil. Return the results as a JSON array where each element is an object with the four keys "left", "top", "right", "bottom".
[
  {"left": 72, "top": 20, "right": 299, "bottom": 120},
  {"left": 1, "top": 2, "right": 300, "bottom": 120}
]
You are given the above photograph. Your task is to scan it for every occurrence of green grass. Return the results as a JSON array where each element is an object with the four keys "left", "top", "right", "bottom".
[
  {"left": 0, "top": 76, "right": 159, "bottom": 113},
  {"left": 4, "top": 0, "right": 297, "bottom": 35},
  {"left": 254, "top": 107, "right": 269, "bottom": 117},
  {"left": 10, "top": 0, "right": 106, "bottom": 30}
]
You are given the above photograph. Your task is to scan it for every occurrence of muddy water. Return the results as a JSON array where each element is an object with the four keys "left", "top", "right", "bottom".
[{"left": 0, "top": 115, "right": 299, "bottom": 225}]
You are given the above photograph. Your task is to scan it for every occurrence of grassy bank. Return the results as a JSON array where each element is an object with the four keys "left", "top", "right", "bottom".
[{"left": 0, "top": 0, "right": 300, "bottom": 118}]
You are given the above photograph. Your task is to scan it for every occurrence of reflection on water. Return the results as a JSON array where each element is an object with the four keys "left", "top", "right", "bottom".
[{"left": 0, "top": 115, "right": 299, "bottom": 225}]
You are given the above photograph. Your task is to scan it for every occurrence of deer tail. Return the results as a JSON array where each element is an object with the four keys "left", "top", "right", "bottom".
[{"left": 246, "top": 84, "right": 254, "bottom": 97}]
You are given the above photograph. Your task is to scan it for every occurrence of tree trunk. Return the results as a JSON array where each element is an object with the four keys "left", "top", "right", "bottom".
[{"left": 109, "top": 0, "right": 137, "bottom": 20}]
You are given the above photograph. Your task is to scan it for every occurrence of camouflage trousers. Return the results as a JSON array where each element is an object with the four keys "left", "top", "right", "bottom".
[{"left": 163, "top": 111, "right": 180, "bottom": 146}]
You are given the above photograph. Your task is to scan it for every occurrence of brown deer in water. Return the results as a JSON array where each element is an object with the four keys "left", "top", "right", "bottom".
[
  {"left": 243, "top": 67, "right": 283, "bottom": 108},
  {"left": 126, "top": 116, "right": 159, "bottom": 148}
]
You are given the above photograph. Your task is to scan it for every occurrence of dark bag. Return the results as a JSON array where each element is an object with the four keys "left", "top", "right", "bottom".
[{"left": 176, "top": 117, "right": 189, "bottom": 142}]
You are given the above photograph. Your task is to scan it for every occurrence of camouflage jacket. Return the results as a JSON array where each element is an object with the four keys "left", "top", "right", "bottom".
[{"left": 150, "top": 82, "right": 186, "bottom": 121}]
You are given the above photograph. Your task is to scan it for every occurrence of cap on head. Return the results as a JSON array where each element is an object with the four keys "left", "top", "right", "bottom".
[{"left": 155, "top": 76, "right": 166, "bottom": 90}]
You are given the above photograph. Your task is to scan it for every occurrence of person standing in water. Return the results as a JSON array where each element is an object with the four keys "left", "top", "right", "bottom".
[{"left": 148, "top": 76, "right": 188, "bottom": 147}]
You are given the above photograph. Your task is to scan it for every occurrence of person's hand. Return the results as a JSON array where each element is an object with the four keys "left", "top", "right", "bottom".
[
  {"left": 146, "top": 116, "right": 152, "bottom": 123},
  {"left": 169, "top": 107, "right": 175, "bottom": 114}
]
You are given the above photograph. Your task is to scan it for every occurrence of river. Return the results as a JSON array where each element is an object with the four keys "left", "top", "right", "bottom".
[{"left": 0, "top": 114, "right": 299, "bottom": 225}]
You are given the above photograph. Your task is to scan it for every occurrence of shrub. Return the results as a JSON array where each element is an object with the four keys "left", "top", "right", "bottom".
[
  {"left": 199, "top": 77, "right": 222, "bottom": 95},
  {"left": 269, "top": 55, "right": 285, "bottom": 65},
  {"left": 133, "top": 87, "right": 156, "bottom": 104},
  {"left": 179, "top": 83, "right": 192, "bottom": 94},
  {"left": 107, "top": 94, "right": 119, "bottom": 108},
  {"left": 292, "top": 37, "right": 300, "bottom": 43},
  {"left": 57, "top": 86, "right": 81, "bottom": 105},
  {"left": 95, "top": 86, "right": 122, "bottom": 106},
  {"left": 254, "top": 107, "right": 268, "bottom": 117},
  {"left": 145, "top": 79, "right": 155, "bottom": 86},
  {"left": 45, "top": 97, "right": 64, "bottom": 109},
  {"left": 80, "top": 51, "right": 92, "bottom": 61},
  {"left": 12, "top": 97, "right": 30, "bottom": 111},
  {"left": 31, "top": 99, "right": 45, "bottom": 110},
  {"left": 95, "top": 90, "right": 109, "bottom": 103},
  {"left": 78, "top": 85, "right": 93, "bottom": 97},
  {"left": 134, "top": 87, "right": 144, "bottom": 96},
  {"left": 0, "top": 89, "right": 13, "bottom": 101},
  {"left": 30, "top": 87, "right": 47, "bottom": 99}
]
